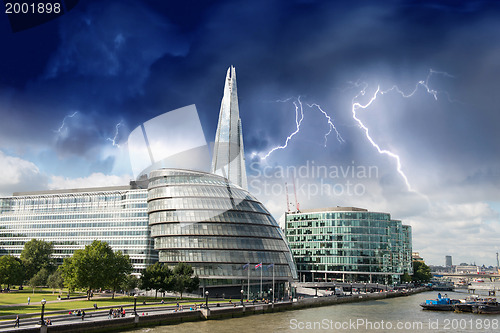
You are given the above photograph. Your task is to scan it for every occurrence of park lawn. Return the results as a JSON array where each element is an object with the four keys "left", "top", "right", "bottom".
[
  {"left": 0, "top": 288, "right": 85, "bottom": 306},
  {"left": 1, "top": 295, "right": 207, "bottom": 317}
]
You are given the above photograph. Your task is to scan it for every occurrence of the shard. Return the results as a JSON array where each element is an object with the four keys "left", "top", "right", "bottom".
[{"left": 211, "top": 66, "right": 248, "bottom": 189}]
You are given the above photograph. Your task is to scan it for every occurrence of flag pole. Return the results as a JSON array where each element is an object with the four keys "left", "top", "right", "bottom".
[
  {"left": 272, "top": 264, "right": 275, "bottom": 308},
  {"left": 260, "top": 264, "right": 263, "bottom": 299},
  {"left": 247, "top": 263, "right": 250, "bottom": 301}
]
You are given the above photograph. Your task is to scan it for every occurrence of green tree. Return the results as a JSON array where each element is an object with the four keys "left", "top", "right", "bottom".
[
  {"left": 413, "top": 261, "right": 432, "bottom": 282},
  {"left": 140, "top": 262, "right": 172, "bottom": 299},
  {"left": 401, "top": 272, "right": 412, "bottom": 283},
  {"left": 58, "top": 257, "right": 78, "bottom": 294},
  {"left": 171, "top": 262, "right": 199, "bottom": 299},
  {"left": 47, "top": 269, "right": 64, "bottom": 294},
  {"left": 29, "top": 268, "right": 50, "bottom": 292},
  {"left": 107, "top": 251, "right": 132, "bottom": 299},
  {"left": 0, "top": 255, "right": 24, "bottom": 288},
  {"left": 121, "top": 274, "right": 139, "bottom": 295},
  {"left": 20, "top": 239, "right": 55, "bottom": 281},
  {"left": 59, "top": 240, "right": 118, "bottom": 300}
]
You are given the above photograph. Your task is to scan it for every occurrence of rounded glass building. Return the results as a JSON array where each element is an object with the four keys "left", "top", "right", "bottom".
[{"left": 148, "top": 169, "right": 297, "bottom": 297}]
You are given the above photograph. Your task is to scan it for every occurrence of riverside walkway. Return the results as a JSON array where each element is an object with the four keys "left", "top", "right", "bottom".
[{"left": 0, "top": 287, "right": 428, "bottom": 332}]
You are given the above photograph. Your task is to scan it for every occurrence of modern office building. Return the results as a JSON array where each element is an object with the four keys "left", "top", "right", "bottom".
[
  {"left": 0, "top": 66, "right": 297, "bottom": 296},
  {"left": 0, "top": 180, "right": 157, "bottom": 274},
  {"left": 285, "top": 207, "right": 412, "bottom": 284},
  {"left": 211, "top": 66, "right": 247, "bottom": 190},
  {"left": 445, "top": 255, "right": 453, "bottom": 267},
  {"left": 148, "top": 168, "right": 297, "bottom": 297}
]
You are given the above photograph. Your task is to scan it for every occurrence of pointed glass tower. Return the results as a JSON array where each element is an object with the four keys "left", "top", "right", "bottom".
[{"left": 211, "top": 66, "right": 248, "bottom": 189}]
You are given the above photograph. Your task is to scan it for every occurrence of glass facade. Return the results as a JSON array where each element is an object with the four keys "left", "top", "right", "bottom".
[
  {"left": 0, "top": 184, "right": 157, "bottom": 274},
  {"left": 148, "top": 169, "right": 297, "bottom": 287},
  {"left": 285, "top": 207, "right": 412, "bottom": 283}
]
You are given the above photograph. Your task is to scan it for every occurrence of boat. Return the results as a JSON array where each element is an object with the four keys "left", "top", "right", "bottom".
[
  {"left": 472, "top": 298, "right": 500, "bottom": 314},
  {"left": 431, "top": 281, "right": 454, "bottom": 291},
  {"left": 454, "top": 296, "right": 483, "bottom": 313},
  {"left": 420, "top": 294, "right": 460, "bottom": 311},
  {"left": 475, "top": 303, "right": 500, "bottom": 314}
]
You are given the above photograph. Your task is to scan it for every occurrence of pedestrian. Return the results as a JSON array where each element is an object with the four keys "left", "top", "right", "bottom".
[
  {"left": 108, "top": 308, "right": 113, "bottom": 319},
  {"left": 27, "top": 297, "right": 30, "bottom": 305},
  {"left": 14, "top": 315, "right": 20, "bottom": 328},
  {"left": 81, "top": 310, "right": 85, "bottom": 320}
]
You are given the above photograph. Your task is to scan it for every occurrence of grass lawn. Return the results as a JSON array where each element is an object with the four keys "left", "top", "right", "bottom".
[{"left": 0, "top": 288, "right": 206, "bottom": 317}]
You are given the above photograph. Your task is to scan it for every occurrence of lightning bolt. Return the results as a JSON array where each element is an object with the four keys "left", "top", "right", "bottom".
[
  {"left": 257, "top": 97, "right": 344, "bottom": 159},
  {"left": 351, "top": 69, "right": 457, "bottom": 193},
  {"left": 54, "top": 111, "right": 78, "bottom": 135},
  {"left": 106, "top": 121, "right": 123, "bottom": 147},
  {"left": 261, "top": 96, "right": 305, "bottom": 159},
  {"left": 307, "top": 103, "right": 345, "bottom": 146}
]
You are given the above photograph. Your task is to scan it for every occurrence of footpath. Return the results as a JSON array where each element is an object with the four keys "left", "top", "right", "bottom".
[{"left": 0, "top": 287, "right": 429, "bottom": 333}]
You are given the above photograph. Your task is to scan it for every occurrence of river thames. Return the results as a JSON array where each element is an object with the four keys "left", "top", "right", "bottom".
[{"left": 130, "top": 290, "right": 499, "bottom": 333}]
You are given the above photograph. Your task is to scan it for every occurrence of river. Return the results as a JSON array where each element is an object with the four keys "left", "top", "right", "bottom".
[{"left": 131, "top": 290, "right": 500, "bottom": 332}]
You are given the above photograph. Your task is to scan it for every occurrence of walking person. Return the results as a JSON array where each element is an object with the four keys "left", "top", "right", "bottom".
[
  {"left": 27, "top": 297, "right": 30, "bottom": 305},
  {"left": 14, "top": 315, "right": 20, "bottom": 328},
  {"left": 81, "top": 310, "right": 85, "bottom": 320}
]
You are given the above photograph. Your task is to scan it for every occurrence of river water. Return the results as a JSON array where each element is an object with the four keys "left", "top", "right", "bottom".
[{"left": 132, "top": 290, "right": 500, "bottom": 332}]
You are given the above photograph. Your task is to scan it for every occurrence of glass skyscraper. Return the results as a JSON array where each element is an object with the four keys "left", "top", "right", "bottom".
[
  {"left": 285, "top": 207, "right": 412, "bottom": 284},
  {"left": 0, "top": 181, "right": 157, "bottom": 274},
  {"left": 148, "top": 168, "right": 297, "bottom": 297}
]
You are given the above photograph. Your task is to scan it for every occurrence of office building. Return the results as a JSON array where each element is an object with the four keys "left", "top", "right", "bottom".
[
  {"left": 285, "top": 207, "right": 412, "bottom": 284},
  {"left": 0, "top": 180, "right": 156, "bottom": 273},
  {"left": 445, "top": 255, "right": 452, "bottom": 267}
]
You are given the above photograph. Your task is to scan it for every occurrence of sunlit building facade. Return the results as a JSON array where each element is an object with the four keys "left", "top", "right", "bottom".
[
  {"left": 148, "top": 168, "right": 297, "bottom": 297},
  {"left": 285, "top": 207, "right": 412, "bottom": 284},
  {"left": 0, "top": 181, "right": 157, "bottom": 274}
]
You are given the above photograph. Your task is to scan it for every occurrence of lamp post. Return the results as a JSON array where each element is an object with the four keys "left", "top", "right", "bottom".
[
  {"left": 364, "top": 283, "right": 367, "bottom": 293},
  {"left": 240, "top": 289, "right": 244, "bottom": 305},
  {"left": 134, "top": 294, "right": 138, "bottom": 315},
  {"left": 350, "top": 283, "right": 353, "bottom": 296},
  {"left": 40, "top": 298, "right": 46, "bottom": 326},
  {"left": 205, "top": 291, "right": 209, "bottom": 309},
  {"left": 315, "top": 283, "right": 318, "bottom": 297}
]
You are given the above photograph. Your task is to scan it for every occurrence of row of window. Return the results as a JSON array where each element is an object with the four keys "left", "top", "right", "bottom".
[
  {"left": 184, "top": 263, "right": 292, "bottom": 278},
  {"left": 287, "top": 227, "right": 389, "bottom": 236},
  {"left": 158, "top": 249, "right": 291, "bottom": 265},
  {"left": 286, "top": 220, "right": 399, "bottom": 229},
  {"left": 148, "top": 175, "right": 230, "bottom": 188},
  {"left": 287, "top": 212, "right": 391, "bottom": 221},
  {"left": 154, "top": 236, "right": 290, "bottom": 252},
  {"left": 148, "top": 197, "right": 268, "bottom": 214},
  {"left": 148, "top": 210, "right": 275, "bottom": 226},
  {"left": 151, "top": 223, "right": 280, "bottom": 239},
  {"left": 148, "top": 185, "right": 251, "bottom": 201},
  {"left": 0, "top": 212, "right": 147, "bottom": 222}
]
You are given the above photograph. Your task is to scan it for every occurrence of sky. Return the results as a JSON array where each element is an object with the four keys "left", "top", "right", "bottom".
[{"left": 1, "top": 0, "right": 499, "bottom": 266}]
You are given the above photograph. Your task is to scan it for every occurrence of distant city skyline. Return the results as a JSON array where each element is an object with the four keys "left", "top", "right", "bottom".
[{"left": 0, "top": 1, "right": 499, "bottom": 266}]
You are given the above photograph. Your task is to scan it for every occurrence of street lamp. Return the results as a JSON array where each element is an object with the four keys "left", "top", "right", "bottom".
[
  {"left": 40, "top": 298, "right": 46, "bottom": 326},
  {"left": 205, "top": 291, "right": 209, "bottom": 309},
  {"left": 240, "top": 289, "right": 244, "bottom": 305},
  {"left": 350, "top": 283, "right": 353, "bottom": 296},
  {"left": 134, "top": 294, "right": 138, "bottom": 315},
  {"left": 315, "top": 283, "right": 318, "bottom": 297}
]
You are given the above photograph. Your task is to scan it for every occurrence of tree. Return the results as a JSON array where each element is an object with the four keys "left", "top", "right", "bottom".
[
  {"left": 140, "top": 262, "right": 172, "bottom": 299},
  {"left": 107, "top": 251, "right": 132, "bottom": 299},
  {"left": 20, "top": 239, "right": 55, "bottom": 281},
  {"left": 121, "top": 274, "right": 139, "bottom": 295},
  {"left": 170, "top": 262, "right": 199, "bottom": 299},
  {"left": 59, "top": 240, "right": 125, "bottom": 300},
  {"left": 401, "top": 272, "right": 412, "bottom": 283},
  {"left": 47, "top": 270, "right": 64, "bottom": 294},
  {"left": 413, "top": 261, "right": 432, "bottom": 283},
  {"left": 29, "top": 268, "right": 50, "bottom": 292},
  {"left": 0, "top": 255, "right": 24, "bottom": 288}
]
